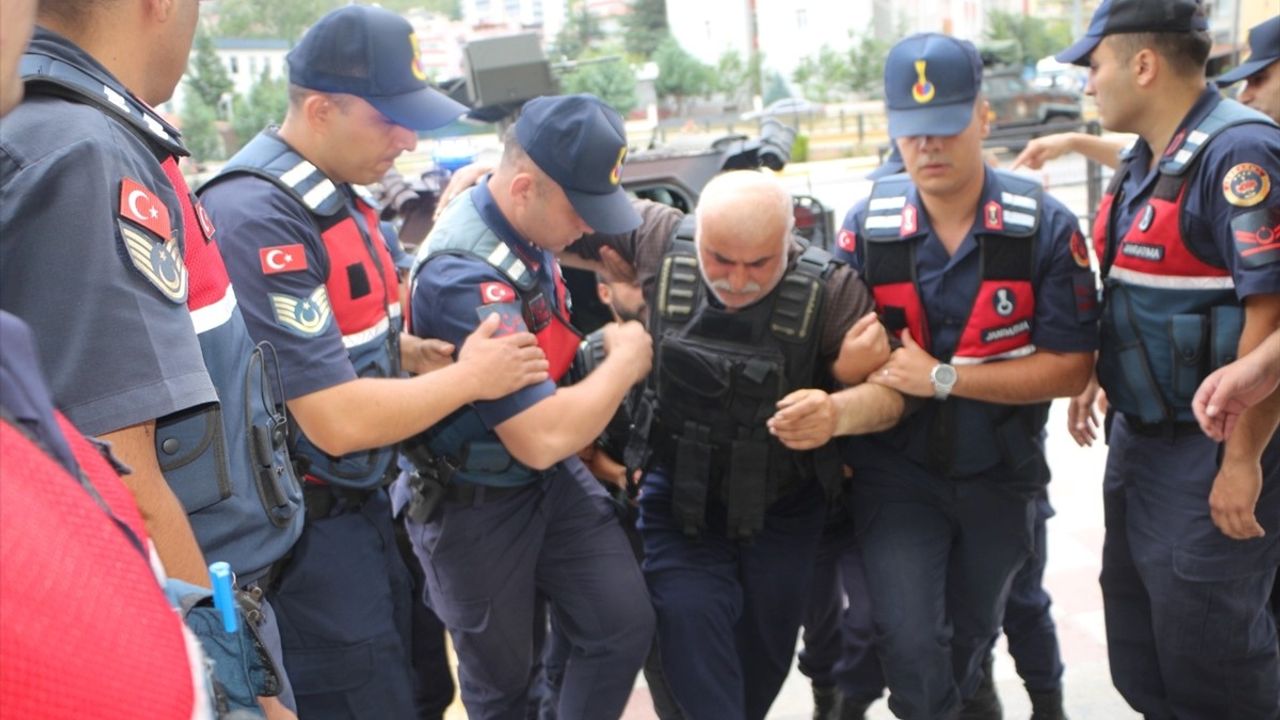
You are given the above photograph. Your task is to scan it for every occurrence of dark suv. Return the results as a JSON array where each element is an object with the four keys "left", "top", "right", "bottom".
[{"left": 982, "top": 67, "right": 1082, "bottom": 144}]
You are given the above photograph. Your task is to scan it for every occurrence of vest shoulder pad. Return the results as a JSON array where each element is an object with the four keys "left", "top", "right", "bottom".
[
  {"left": 656, "top": 231, "right": 700, "bottom": 323},
  {"left": 771, "top": 243, "right": 832, "bottom": 343},
  {"left": 1159, "top": 99, "right": 1277, "bottom": 177},
  {"left": 861, "top": 175, "right": 919, "bottom": 241},
  {"left": 204, "top": 133, "right": 345, "bottom": 217},
  {"left": 423, "top": 188, "right": 538, "bottom": 292},
  {"left": 986, "top": 169, "right": 1042, "bottom": 239},
  {"left": 20, "top": 53, "right": 186, "bottom": 157}
]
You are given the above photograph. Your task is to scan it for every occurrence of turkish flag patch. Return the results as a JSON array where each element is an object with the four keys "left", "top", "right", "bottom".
[
  {"left": 259, "top": 244, "right": 308, "bottom": 274},
  {"left": 480, "top": 281, "right": 516, "bottom": 304},
  {"left": 119, "top": 177, "right": 172, "bottom": 240},
  {"left": 837, "top": 228, "right": 857, "bottom": 253}
]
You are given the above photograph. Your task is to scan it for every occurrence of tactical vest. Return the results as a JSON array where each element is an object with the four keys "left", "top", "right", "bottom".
[
  {"left": 402, "top": 188, "right": 582, "bottom": 487},
  {"left": 22, "top": 53, "right": 304, "bottom": 579},
  {"left": 203, "top": 133, "right": 403, "bottom": 490},
  {"left": 649, "top": 216, "right": 842, "bottom": 540},
  {"left": 860, "top": 170, "right": 1051, "bottom": 485},
  {"left": 1092, "top": 100, "right": 1274, "bottom": 424}
]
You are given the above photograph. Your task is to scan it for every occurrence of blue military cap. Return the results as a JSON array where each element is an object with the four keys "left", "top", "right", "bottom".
[
  {"left": 1216, "top": 16, "right": 1280, "bottom": 86},
  {"left": 1056, "top": 0, "right": 1208, "bottom": 67},
  {"left": 883, "top": 34, "right": 984, "bottom": 139},
  {"left": 515, "top": 94, "right": 641, "bottom": 235},
  {"left": 287, "top": 5, "right": 467, "bottom": 131}
]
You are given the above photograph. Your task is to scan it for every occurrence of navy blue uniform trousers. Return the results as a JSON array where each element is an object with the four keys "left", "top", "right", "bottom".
[
  {"left": 798, "top": 516, "right": 886, "bottom": 704},
  {"left": 271, "top": 488, "right": 418, "bottom": 719},
  {"left": 851, "top": 471, "right": 1034, "bottom": 720},
  {"left": 995, "top": 492, "right": 1064, "bottom": 692},
  {"left": 639, "top": 470, "right": 827, "bottom": 720},
  {"left": 405, "top": 465, "right": 654, "bottom": 720},
  {"left": 1102, "top": 415, "right": 1280, "bottom": 719}
]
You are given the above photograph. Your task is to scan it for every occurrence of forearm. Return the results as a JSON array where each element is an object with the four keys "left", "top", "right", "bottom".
[
  {"left": 98, "top": 422, "right": 210, "bottom": 588},
  {"left": 288, "top": 364, "right": 484, "bottom": 455},
  {"left": 497, "top": 360, "right": 637, "bottom": 469},
  {"left": 1223, "top": 298, "right": 1280, "bottom": 463},
  {"left": 832, "top": 348, "right": 884, "bottom": 386},
  {"left": 1066, "top": 133, "right": 1125, "bottom": 169},
  {"left": 831, "top": 383, "right": 906, "bottom": 435},
  {"left": 952, "top": 350, "right": 1093, "bottom": 404}
]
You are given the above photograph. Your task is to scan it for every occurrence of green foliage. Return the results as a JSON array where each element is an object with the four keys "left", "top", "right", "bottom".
[
  {"left": 653, "top": 36, "right": 711, "bottom": 112},
  {"left": 621, "top": 0, "right": 668, "bottom": 59},
  {"left": 791, "top": 45, "right": 849, "bottom": 102},
  {"left": 762, "top": 70, "right": 790, "bottom": 106},
  {"left": 984, "top": 11, "right": 1073, "bottom": 67},
  {"left": 790, "top": 134, "right": 809, "bottom": 163},
  {"left": 187, "top": 31, "right": 234, "bottom": 119},
  {"left": 561, "top": 52, "right": 639, "bottom": 117},
  {"left": 230, "top": 71, "right": 290, "bottom": 154},
  {"left": 181, "top": 92, "right": 224, "bottom": 164},
  {"left": 553, "top": 0, "right": 604, "bottom": 60},
  {"left": 846, "top": 33, "right": 894, "bottom": 97},
  {"left": 379, "top": 0, "right": 462, "bottom": 19},
  {"left": 213, "top": 0, "right": 342, "bottom": 43}
]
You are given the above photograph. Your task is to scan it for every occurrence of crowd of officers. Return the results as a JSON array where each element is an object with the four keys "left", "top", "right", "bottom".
[{"left": 0, "top": 0, "right": 1278, "bottom": 719}]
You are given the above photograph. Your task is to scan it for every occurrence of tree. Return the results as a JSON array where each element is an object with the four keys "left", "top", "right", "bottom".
[
  {"left": 214, "top": 0, "right": 341, "bottom": 43},
  {"left": 230, "top": 71, "right": 290, "bottom": 154},
  {"left": 621, "top": 0, "right": 668, "bottom": 60},
  {"left": 380, "top": 0, "right": 462, "bottom": 19},
  {"left": 561, "top": 53, "right": 639, "bottom": 117},
  {"left": 715, "top": 50, "right": 750, "bottom": 109},
  {"left": 846, "top": 33, "right": 894, "bottom": 97},
  {"left": 653, "top": 37, "right": 711, "bottom": 114},
  {"left": 181, "top": 92, "right": 223, "bottom": 165},
  {"left": 792, "top": 45, "right": 849, "bottom": 102},
  {"left": 984, "top": 11, "right": 1073, "bottom": 67},
  {"left": 762, "top": 70, "right": 790, "bottom": 106},
  {"left": 552, "top": 0, "right": 603, "bottom": 60},
  {"left": 187, "top": 31, "right": 233, "bottom": 120}
]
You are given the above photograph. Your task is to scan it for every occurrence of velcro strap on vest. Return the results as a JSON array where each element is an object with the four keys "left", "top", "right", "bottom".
[
  {"left": 771, "top": 244, "right": 830, "bottom": 343},
  {"left": 658, "top": 244, "right": 701, "bottom": 323},
  {"left": 726, "top": 430, "right": 769, "bottom": 541},
  {"left": 673, "top": 421, "right": 713, "bottom": 537}
]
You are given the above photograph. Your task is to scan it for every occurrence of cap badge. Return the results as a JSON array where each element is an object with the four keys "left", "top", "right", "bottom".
[
  {"left": 912, "top": 60, "right": 936, "bottom": 104},
  {"left": 409, "top": 33, "right": 428, "bottom": 82},
  {"left": 609, "top": 146, "right": 627, "bottom": 186}
]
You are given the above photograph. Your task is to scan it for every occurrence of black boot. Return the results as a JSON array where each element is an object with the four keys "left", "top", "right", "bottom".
[
  {"left": 812, "top": 684, "right": 842, "bottom": 720},
  {"left": 958, "top": 654, "right": 1003, "bottom": 720},
  {"left": 839, "top": 696, "right": 873, "bottom": 720},
  {"left": 1028, "top": 687, "right": 1068, "bottom": 720}
]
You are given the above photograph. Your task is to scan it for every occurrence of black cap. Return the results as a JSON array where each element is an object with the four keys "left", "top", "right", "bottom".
[
  {"left": 287, "top": 5, "right": 467, "bottom": 131},
  {"left": 1056, "top": 0, "right": 1209, "bottom": 66},
  {"left": 1216, "top": 16, "right": 1280, "bottom": 86},
  {"left": 514, "top": 94, "right": 641, "bottom": 235}
]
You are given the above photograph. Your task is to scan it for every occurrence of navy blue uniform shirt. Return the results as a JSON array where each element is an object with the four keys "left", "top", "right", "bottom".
[
  {"left": 835, "top": 166, "right": 1098, "bottom": 480},
  {"left": 0, "top": 28, "right": 215, "bottom": 436},
  {"left": 412, "top": 182, "right": 558, "bottom": 427},
  {"left": 1109, "top": 88, "right": 1280, "bottom": 300},
  {"left": 0, "top": 312, "right": 78, "bottom": 477},
  {"left": 199, "top": 161, "right": 364, "bottom": 402}
]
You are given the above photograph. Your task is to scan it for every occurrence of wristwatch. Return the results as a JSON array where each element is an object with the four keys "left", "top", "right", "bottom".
[{"left": 930, "top": 362, "right": 957, "bottom": 400}]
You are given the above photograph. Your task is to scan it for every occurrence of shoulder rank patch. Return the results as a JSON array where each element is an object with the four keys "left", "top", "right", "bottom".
[
  {"left": 476, "top": 302, "right": 528, "bottom": 337},
  {"left": 259, "top": 244, "right": 308, "bottom": 275},
  {"left": 270, "top": 286, "right": 333, "bottom": 337},
  {"left": 1222, "top": 163, "right": 1270, "bottom": 208},
  {"left": 480, "top": 281, "right": 516, "bottom": 304},
  {"left": 118, "top": 177, "right": 172, "bottom": 240},
  {"left": 1232, "top": 206, "right": 1280, "bottom": 269},
  {"left": 1069, "top": 230, "right": 1090, "bottom": 269},
  {"left": 119, "top": 221, "right": 187, "bottom": 303}
]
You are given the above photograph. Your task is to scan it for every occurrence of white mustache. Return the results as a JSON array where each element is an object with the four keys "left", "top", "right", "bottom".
[{"left": 710, "top": 279, "right": 764, "bottom": 295}]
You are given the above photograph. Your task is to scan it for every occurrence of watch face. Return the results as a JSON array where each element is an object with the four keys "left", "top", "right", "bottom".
[{"left": 934, "top": 364, "right": 957, "bottom": 385}]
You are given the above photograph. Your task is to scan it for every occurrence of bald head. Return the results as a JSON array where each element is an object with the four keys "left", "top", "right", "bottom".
[{"left": 694, "top": 171, "right": 794, "bottom": 309}]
